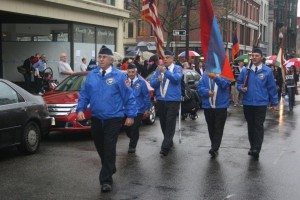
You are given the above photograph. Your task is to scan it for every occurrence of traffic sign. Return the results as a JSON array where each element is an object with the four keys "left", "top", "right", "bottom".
[{"left": 173, "top": 30, "right": 186, "bottom": 36}]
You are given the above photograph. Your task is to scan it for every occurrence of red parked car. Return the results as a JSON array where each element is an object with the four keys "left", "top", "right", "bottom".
[{"left": 43, "top": 72, "right": 156, "bottom": 134}]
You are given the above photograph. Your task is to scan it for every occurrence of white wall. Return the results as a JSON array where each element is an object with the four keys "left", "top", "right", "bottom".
[
  {"left": 2, "top": 42, "right": 70, "bottom": 82},
  {"left": 74, "top": 43, "right": 96, "bottom": 72},
  {"left": 74, "top": 43, "right": 116, "bottom": 72}
]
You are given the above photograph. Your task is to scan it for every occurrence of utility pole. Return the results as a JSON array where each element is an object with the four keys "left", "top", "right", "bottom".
[{"left": 185, "top": 0, "right": 191, "bottom": 61}]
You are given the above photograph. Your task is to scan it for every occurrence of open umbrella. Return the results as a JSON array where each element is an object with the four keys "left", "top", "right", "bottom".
[
  {"left": 284, "top": 58, "right": 300, "bottom": 68},
  {"left": 178, "top": 51, "right": 200, "bottom": 58},
  {"left": 265, "top": 55, "right": 276, "bottom": 65},
  {"left": 113, "top": 52, "right": 124, "bottom": 62},
  {"left": 125, "top": 50, "right": 141, "bottom": 58},
  {"left": 234, "top": 54, "right": 250, "bottom": 64},
  {"left": 142, "top": 51, "right": 154, "bottom": 61}
]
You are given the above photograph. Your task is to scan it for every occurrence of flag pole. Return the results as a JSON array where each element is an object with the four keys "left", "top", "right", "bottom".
[{"left": 178, "top": 101, "right": 182, "bottom": 143}]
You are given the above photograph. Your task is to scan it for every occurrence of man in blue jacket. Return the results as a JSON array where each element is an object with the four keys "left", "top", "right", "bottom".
[
  {"left": 150, "top": 50, "right": 182, "bottom": 156},
  {"left": 125, "top": 63, "right": 151, "bottom": 154},
  {"left": 198, "top": 72, "right": 231, "bottom": 157},
  {"left": 237, "top": 48, "right": 278, "bottom": 159},
  {"left": 76, "top": 45, "right": 137, "bottom": 192}
]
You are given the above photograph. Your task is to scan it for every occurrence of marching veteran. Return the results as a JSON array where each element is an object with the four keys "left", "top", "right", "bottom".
[
  {"left": 76, "top": 45, "right": 137, "bottom": 192},
  {"left": 150, "top": 50, "right": 182, "bottom": 156}
]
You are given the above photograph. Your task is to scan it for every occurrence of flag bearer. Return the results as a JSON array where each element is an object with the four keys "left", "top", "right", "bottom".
[{"left": 198, "top": 72, "right": 231, "bottom": 157}]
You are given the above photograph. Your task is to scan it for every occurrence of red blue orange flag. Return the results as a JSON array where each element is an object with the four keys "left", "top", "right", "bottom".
[
  {"left": 232, "top": 30, "right": 240, "bottom": 59},
  {"left": 200, "top": 0, "right": 234, "bottom": 81}
]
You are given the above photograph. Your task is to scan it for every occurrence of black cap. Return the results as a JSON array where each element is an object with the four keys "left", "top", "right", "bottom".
[
  {"left": 164, "top": 50, "right": 174, "bottom": 56},
  {"left": 252, "top": 48, "right": 263, "bottom": 56},
  {"left": 99, "top": 45, "right": 113, "bottom": 55},
  {"left": 127, "top": 63, "right": 137, "bottom": 70}
]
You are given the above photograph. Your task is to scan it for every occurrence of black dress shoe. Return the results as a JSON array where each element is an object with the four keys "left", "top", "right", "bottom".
[
  {"left": 248, "top": 150, "right": 253, "bottom": 155},
  {"left": 128, "top": 147, "right": 136, "bottom": 154},
  {"left": 209, "top": 149, "right": 218, "bottom": 158},
  {"left": 170, "top": 141, "right": 174, "bottom": 148},
  {"left": 160, "top": 150, "right": 168, "bottom": 156},
  {"left": 251, "top": 150, "right": 259, "bottom": 159},
  {"left": 101, "top": 183, "right": 112, "bottom": 193}
]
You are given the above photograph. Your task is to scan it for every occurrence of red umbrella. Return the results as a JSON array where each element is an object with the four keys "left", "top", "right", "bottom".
[
  {"left": 178, "top": 51, "right": 200, "bottom": 57},
  {"left": 265, "top": 55, "right": 277, "bottom": 65},
  {"left": 284, "top": 58, "right": 300, "bottom": 68}
]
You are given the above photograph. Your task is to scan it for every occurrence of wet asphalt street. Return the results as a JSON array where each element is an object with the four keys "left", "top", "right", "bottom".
[{"left": 1, "top": 96, "right": 300, "bottom": 200}]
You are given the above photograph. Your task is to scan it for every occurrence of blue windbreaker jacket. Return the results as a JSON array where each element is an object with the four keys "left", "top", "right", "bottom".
[
  {"left": 76, "top": 67, "right": 137, "bottom": 119},
  {"left": 150, "top": 64, "right": 182, "bottom": 101},
  {"left": 236, "top": 64, "right": 278, "bottom": 106},
  {"left": 197, "top": 72, "right": 231, "bottom": 108},
  {"left": 131, "top": 75, "right": 151, "bottom": 114}
]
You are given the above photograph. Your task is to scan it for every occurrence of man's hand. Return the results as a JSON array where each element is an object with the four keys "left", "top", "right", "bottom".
[
  {"left": 241, "top": 86, "right": 248, "bottom": 92},
  {"left": 143, "top": 111, "right": 150, "bottom": 118},
  {"left": 209, "top": 91, "right": 214, "bottom": 97},
  {"left": 208, "top": 73, "right": 217, "bottom": 79},
  {"left": 77, "top": 111, "right": 85, "bottom": 121},
  {"left": 124, "top": 118, "right": 134, "bottom": 126},
  {"left": 158, "top": 74, "right": 163, "bottom": 82},
  {"left": 158, "top": 65, "right": 165, "bottom": 73},
  {"left": 270, "top": 105, "right": 277, "bottom": 112}
]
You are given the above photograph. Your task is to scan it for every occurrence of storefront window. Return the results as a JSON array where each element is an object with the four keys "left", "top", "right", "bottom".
[
  {"left": 1, "top": 24, "right": 68, "bottom": 42},
  {"left": 96, "top": 27, "right": 115, "bottom": 45},
  {"left": 73, "top": 25, "right": 95, "bottom": 43},
  {"left": 90, "top": 0, "right": 115, "bottom": 6}
]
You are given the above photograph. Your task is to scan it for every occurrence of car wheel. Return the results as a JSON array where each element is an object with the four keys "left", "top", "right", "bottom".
[
  {"left": 143, "top": 104, "right": 156, "bottom": 125},
  {"left": 18, "top": 121, "right": 41, "bottom": 154}
]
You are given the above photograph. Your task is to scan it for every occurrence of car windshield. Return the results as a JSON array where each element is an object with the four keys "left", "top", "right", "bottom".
[
  {"left": 146, "top": 70, "right": 200, "bottom": 83},
  {"left": 55, "top": 75, "right": 86, "bottom": 91}
]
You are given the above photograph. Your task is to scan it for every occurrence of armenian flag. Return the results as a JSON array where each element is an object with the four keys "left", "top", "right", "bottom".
[
  {"left": 232, "top": 30, "right": 240, "bottom": 59},
  {"left": 200, "top": 0, "right": 234, "bottom": 81}
]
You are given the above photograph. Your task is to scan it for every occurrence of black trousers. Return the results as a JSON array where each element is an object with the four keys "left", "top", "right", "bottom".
[
  {"left": 125, "top": 113, "right": 143, "bottom": 148},
  {"left": 91, "top": 117, "right": 123, "bottom": 185},
  {"left": 243, "top": 105, "right": 267, "bottom": 153},
  {"left": 203, "top": 108, "right": 227, "bottom": 151},
  {"left": 157, "top": 101, "right": 180, "bottom": 152},
  {"left": 34, "top": 72, "right": 44, "bottom": 93}
]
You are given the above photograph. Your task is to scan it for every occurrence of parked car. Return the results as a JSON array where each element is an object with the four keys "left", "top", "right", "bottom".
[
  {"left": 43, "top": 72, "right": 156, "bottom": 134},
  {"left": 146, "top": 69, "right": 201, "bottom": 88},
  {"left": 0, "top": 79, "right": 53, "bottom": 154}
]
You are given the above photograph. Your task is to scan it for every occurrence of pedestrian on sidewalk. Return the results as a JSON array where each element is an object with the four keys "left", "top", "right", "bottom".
[
  {"left": 150, "top": 50, "right": 182, "bottom": 156},
  {"left": 79, "top": 57, "right": 87, "bottom": 72},
  {"left": 58, "top": 53, "right": 74, "bottom": 82},
  {"left": 76, "top": 45, "right": 137, "bottom": 193},
  {"left": 33, "top": 54, "right": 47, "bottom": 94},
  {"left": 125, "top": 63, "right": 151, "bottom": 154},
  {"left": 237, "top": 48, "right": 278, "bottom": 160},
  {"left": 197, "top": 72, "right": 231, "bottom": 157}
]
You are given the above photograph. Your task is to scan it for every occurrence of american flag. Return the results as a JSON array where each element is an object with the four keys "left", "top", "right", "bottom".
[{"left": 141, "top": 0, "right": 165, "bottom": 59}]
